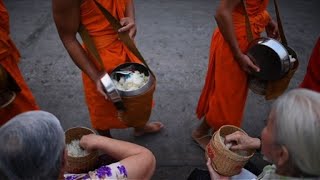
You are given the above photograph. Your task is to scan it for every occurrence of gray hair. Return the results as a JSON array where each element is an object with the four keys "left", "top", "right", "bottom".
[
  {"left": 0, "top": 110, "right": 65, "bottom": 179},
  {"left": 272, "top": 89, "right": 320, "bottom": 176}
]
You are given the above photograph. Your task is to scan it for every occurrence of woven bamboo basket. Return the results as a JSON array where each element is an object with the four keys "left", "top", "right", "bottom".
[
  {"left": 205, "top": 125, "right": 255, "bottom": 176},
  {"left": 65, "top": 127, "right": 99, "bottom": 173}
]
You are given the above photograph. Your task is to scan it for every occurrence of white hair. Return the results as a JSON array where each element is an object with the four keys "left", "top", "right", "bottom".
[
  {"left": 272, "top": 89, "right": 320, "bottom": 176},
  {"left": 0, "top": 110, "right": 65, "bottom": 179}
]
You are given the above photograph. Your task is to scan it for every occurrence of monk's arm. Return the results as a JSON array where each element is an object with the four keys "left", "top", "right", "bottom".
[
  {"left": 119, "top": 0, "right": 137, "bottom": 38},
  {"left": 125, "top": 0, "right": 135, "bottom": 20},
  {"left": 215, "top": 0, "right": 260, "bottom": 73},
  {"left": 214, "top": 0, "right": 242, "bottom": 59},
  {"left": 52, "top": 0, "right": 104, "bottom": 83}
]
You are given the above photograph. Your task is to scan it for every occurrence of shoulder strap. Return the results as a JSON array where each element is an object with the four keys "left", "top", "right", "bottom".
[
  {"left": 273, "top": 0, "right": 287, "bottom": 45},
  {"left": 241, "top": 0, "right": 254, "bottom": 42},
  {"left": 241, "top": 0, "right": 288, "bottom": 45},
  {"left": 93, "top": 0, "right": 155, "bottom": 77},
  {"left": 78, "top": 25, "right": 104, "bottom": 68}
]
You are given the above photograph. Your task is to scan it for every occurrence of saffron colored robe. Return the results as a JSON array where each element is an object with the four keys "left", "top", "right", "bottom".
[
  {"left": 300, "top": 37, "right": 320, "bottom": 92},
  {"left": 196, "top": 0, "right": 270, "bottom": 129},
  {"left": 0, "top": 0, "right": 39, "bottom": 125},
  {"left": 80, "top": 0, "right": 143, "bottom": 130}
]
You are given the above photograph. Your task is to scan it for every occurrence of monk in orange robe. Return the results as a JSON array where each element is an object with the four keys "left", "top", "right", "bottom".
[
  {"left": 193, "top": 0, "right": 279, "bottom": 149},
  {"left": 0, "top": 0, "right": 39, "bottom": 126},
  {"left": 300, "top": 37, "right": 320, "bottom": 92},
  {"left": 52, "top": 0, "right": 163, "bottom": 136}
]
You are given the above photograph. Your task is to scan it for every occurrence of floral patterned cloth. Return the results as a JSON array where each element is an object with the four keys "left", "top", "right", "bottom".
[{"left": 64, "top": 162, "right": 128, "bottom": 180}]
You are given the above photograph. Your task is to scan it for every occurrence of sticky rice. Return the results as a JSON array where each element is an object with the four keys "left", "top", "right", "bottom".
[
  {"left": 220, "top": 136, "right": 233, "bottom": 149},
  {"left": 66, "top": 139, "right": 89, "bottom": 157},
  {"left": 289, "top": 54, "right": 296, "bottom": 63},
  {"left": 220, "top": 136, "right": 248, "bottom": 156},
  {"left": 113, "top": 71, "right": 149, "bottom": 91}
]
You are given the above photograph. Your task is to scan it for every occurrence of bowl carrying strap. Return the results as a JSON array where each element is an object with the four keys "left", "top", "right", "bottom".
[
  {"left": 78, "top": 0, "right": 155, "bottom": 78},
  {"left": 78, "top": 25, "right": 105, "bottom": 69},
  {"left": 241, "top": 0, "right": 287, "bottom": 45},
  {"left": 241, "top": 0, "right": 253, "bottom": 42}
]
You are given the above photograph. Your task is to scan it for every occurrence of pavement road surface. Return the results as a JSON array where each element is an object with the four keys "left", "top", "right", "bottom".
[{"left": 4, "top": 0, "right": 320, "bottom": 179}]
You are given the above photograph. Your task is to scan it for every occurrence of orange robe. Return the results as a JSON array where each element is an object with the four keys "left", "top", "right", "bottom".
[
  {"left": 0, "top": 0, "right": 39, "bottom": 125},
  {"left": 196, "top": 0, "right": 270, "bottom": 129},
  {"left": 80, "top": 0, "right": 142, "bottom": 130},
  {"left": 300, "top": 37, "right": 320, "bottom": 92}
]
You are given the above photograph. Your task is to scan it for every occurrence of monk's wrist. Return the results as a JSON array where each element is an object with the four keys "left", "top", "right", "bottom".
[{"left": 234, "top": 52, "right": 244, "bottom": 62}]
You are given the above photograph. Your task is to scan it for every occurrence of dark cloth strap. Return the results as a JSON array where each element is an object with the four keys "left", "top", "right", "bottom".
[
  {"left": 273, "top": 0, "right": 287, "bottom": 45},
  {"left": 241, "top": 0, "right": 288, "bottom": 45},
  {"left": 91, "top": 0, "right": 155, "bottom": 77},
  {"left": 78, "top": 25, "right": 105, "bottom": 69},
  {"left": 241, "top": 0, "right": 254, "bottom": 42}
]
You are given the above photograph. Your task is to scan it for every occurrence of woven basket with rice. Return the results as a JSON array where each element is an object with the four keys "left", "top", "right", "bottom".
[
  {"left": 205, "top": 125, "right": 255, "bottom": 176},
  {"left": 65, "top": 127, "right": 99, "bottom": 173}
]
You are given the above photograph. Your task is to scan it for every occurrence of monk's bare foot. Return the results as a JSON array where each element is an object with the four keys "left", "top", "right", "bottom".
[
  {"left": 192, "top": 128, "right": 211, "bottom": 150},
  {"left": 192, "top": 128, "right": 208, "bottom": 138},
  {"left": 192, "top": 121, "right": 211, "bottom": 138},
  {"left": 134, "top": 122, "right": 164, "bottom": 137}
]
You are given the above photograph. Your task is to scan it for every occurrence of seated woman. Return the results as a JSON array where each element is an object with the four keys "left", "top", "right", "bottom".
[
  {"left": 206, "top": 89, "right": 320, "bottom": 180},
  {"left": 0, "top": 111, "right": 156, "bottom": 180}
]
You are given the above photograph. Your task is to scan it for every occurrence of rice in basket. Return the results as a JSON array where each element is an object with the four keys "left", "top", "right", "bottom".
[
  {"left": 66, "top": 139, "right": 89, "bottom": 157},
  {"left": 220, "top": 136, "right": 249, "bottom": 156}
]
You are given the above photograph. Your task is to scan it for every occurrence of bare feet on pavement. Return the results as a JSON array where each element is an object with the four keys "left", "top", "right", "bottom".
[
  {"left": 134, "top": 122, "right": 164, "bottom": 137},
  {"left": 191, "top": 128, "right": 211, "bottom": 150}
]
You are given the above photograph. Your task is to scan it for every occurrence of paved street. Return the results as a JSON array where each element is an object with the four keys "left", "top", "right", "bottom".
[{"left": 4, "top": 0, "right": 320, "bottom": 179}]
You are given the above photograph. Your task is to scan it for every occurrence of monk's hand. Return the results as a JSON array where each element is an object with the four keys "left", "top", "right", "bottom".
[
  {"left": 118, "top": 17, "right": 137, "bottom": 39},
  {"left": 266, "top": 19, "right": 279, "bottom": 39},
  {"left": 224, "top": 131, "right": 261, "bottom": 151},
  {"left": 95, "top": 73, "right": 109, "bottom": 100},
  {"left": 235, "top": 53, "right": 260, "bottom": 74},
  {"left": 206, "top": 158, "right": 230, "bottom": 180}
]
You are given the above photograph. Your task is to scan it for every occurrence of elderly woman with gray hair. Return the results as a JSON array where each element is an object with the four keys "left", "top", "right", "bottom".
[
  {"left": 206, "top": 89, "right": 320, "bottom": 180},
  {"left": 0, "top": 110, "right": 156, "bottom": 180}
]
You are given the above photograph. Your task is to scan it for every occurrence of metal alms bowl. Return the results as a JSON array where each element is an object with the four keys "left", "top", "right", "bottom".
[
  {"left": 247, "top": 37, "right": 291, "bottom": 81},
  {"left": 0, "top": 65, "right": 16, "bottom": 108},
  {"left": 110, "top": 63, "right": 154, "bottom": 97},
  {"left": 0, "top": 64, "right": 8, "bottom": 90}
]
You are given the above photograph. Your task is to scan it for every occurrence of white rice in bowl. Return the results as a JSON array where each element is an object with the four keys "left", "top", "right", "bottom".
[{"left": 113, "top": 71, "right": 149, "bottom": 91}]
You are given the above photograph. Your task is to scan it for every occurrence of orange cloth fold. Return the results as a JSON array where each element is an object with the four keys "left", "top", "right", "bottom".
[
  {"left": 196, "top": 0, "right": 270, "bottom": 129},
  {"left": 0, "top": 0, "right": 39, "bottom": 125},
  {"left": 80, "top": 0, "right": 142, "bottom": 130},
  {"left": 300, "top": 37, "right": 320, "bottom": 92}
]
